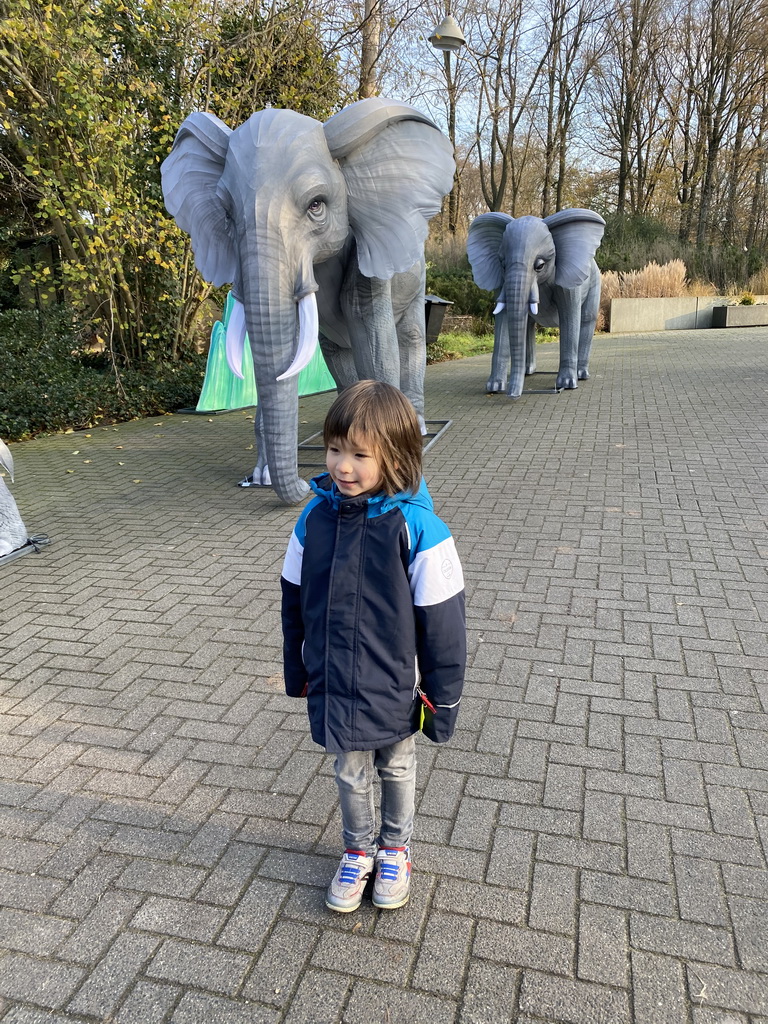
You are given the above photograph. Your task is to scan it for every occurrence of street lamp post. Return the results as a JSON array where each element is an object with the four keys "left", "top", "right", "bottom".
[{"left": 428, "top": 15, "right": 466, "bottom": 234}]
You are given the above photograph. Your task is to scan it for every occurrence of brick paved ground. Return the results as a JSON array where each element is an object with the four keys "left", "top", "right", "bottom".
[{"left": 0, "top": 326, "right": 766, "bottom": 1024}]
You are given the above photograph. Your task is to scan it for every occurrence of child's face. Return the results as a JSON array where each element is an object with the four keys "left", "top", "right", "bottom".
[{"left": 326, "top": 432, "right": 385, "bottom": 498}]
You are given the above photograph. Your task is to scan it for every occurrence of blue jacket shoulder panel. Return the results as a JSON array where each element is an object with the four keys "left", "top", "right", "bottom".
[{"left": 281, "top": 493, "right": 323, "bottom": 586}]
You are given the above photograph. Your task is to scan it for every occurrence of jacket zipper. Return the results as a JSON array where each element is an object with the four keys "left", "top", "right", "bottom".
[
  {"left": 323, "top": 508, "right": 345, "bottom": 743},
  {"left": 323, "top": 499, "right": 367, "bottom": 745}
]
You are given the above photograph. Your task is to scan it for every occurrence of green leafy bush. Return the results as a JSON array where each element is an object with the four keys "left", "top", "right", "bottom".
[
  {"left": 597, "top": 214, "right": 688, "bottom": 273},
  {"left": 427, "top": 328, "right": 554, "bottom": 365},
  {"left": 426, "top": 261, "right": 495, "bottom": 330},
  {"left": 597, "top": 214, "right": 766, "bottom": 291},
  {"left": 0, "top": 309, "right": 206, "bottom": 441},
  {"left": 428, "top": 332, "right": 494, "bottom": 362},
  {"left": 426, "top": 339, "right": 458, "bottom": 364}
]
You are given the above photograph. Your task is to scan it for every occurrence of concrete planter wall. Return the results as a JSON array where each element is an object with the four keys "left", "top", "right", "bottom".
[
  {"left": 608, "top": 295, "right": 768, "bottom": 332},
  {"left": 711, "top": 304, "right": 768, "bottom": 328}
]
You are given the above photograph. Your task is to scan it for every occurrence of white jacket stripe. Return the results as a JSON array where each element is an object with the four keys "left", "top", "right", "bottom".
[
  {"left": 409, "top": 536, "right": 464, "bottom": 607},
  {"left": 282, "top": 532, "right": 304, "bottom": 585}
]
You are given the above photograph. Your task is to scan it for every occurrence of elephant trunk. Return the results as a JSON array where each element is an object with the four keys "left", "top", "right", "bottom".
[
  {"left": 503, "top": 267, "right": 537, "bottom": 399},
  {"left": 241, "top": 259, "right": 318, "bottom": 504}
]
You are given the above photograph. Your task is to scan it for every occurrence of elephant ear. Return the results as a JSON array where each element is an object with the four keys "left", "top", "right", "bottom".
[
  {"left": 161, "top": 112, "right": 237, "bottom": 287},
  {"left": 544, "top": 209, "right": 605, "bottom": 289},
  {"left": 324, "top": 98, "right": 455, "bottom": 279},
  {"left": 466, "top": 212, "right": 513, "bottom": 292}
]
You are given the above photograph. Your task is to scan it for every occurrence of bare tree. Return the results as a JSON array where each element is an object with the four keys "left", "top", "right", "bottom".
[
  {"left": 464, "top": 0, "right": 554, "bottom": 213},
  {"left": 746, "top": 61, "right": 768, "bottom": 253},
  {"left": 316, "top": 0, "right": 768, "bottom": 281},
  {"left": 591, "top": 0, "right": 668, "bottom": 215},
  {"left": 319, "top": 0, "right": 440, "bottom": 101},
  {"left": 358, "top": 0, "right": 383, "bottom": 96},
  {"left": 692, "top": 0, "right": 765, "bottom": 245},
  {"left": 538, "top": 0, "right": 609, "bottom": 215}
]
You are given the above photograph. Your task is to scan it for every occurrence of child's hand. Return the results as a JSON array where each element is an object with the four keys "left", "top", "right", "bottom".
[{"left": 284, "top": 677, "right": 308, "bottom": 698}]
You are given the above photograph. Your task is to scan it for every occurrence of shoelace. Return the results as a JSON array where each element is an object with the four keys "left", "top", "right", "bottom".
[
  {"left": 378, "top": 854, "right": 402, "bottom": 881},
  {"left": 339, "top": 862, "right": 364, "bottom": 884}
]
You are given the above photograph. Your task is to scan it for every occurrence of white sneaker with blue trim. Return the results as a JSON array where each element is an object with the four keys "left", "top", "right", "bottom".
[
  {"left": 325, "top": 849, "right": 375, "bottom": 913},
  {"left": 372, "top": 846, "right": 411, "bottom": 909}
]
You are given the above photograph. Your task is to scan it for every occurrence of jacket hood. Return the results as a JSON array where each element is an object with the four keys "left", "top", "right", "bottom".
[{"left": 310, "top": 472, "right": 434, "bottom": 515}]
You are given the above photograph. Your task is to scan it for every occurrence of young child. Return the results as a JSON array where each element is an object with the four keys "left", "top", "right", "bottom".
[{"left": 281, "top": 379, "right": 466, "bottom": 913}]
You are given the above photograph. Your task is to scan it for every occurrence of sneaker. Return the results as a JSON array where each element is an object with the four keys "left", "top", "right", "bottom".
[
  {"left": 372, "top": 846, "right": 411, "bottom": 909},
  {"left": 325, "top": 849, "right": 375, "bottom": 913}
]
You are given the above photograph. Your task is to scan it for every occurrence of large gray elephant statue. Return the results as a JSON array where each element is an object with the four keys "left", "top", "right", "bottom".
[
  {"left": 162, "top": 98, "right": 455, "bottom": 503},
  {"left": 467, "top": 209, "right": 605, "bottom": 398}
]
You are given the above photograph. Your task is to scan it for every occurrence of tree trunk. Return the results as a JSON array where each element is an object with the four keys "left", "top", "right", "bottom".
[{"left": 358, "top": 0, "right": 382, "bottom": 98}]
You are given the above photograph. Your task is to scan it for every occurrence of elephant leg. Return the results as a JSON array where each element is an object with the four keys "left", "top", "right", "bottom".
[
  {"left": 487, "top": 309, "right": 509, "bottom": 393},
  {"left": 341, "top": 269, "right": 400, "bottom": 385},
  {"left": 554, "top": 288, "right": 581, "bottom": 391},
  {"left": 393, "top": 305, "right": 426, "bottom": 428},
  {"left": 239, "top": 405, "right": 271, "bottom": 487},
  {"left": 525, "top": 318, "right": 537, "bottom": 375},
  {"left": 318, "top": 332, "right": 358, "bottom": 391},
  {"left": 577, "top": 278, "right": 601, "bottom": 381}
]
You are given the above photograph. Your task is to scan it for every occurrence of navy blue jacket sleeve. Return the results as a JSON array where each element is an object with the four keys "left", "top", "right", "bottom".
[
  {"left": 415, "top": 590, "right": 466, "bottom": 742},
  {"left": 280, "top": 528, "right": 307, "bottom": 698},
  {"left": 281, "top": 577, "right": 307, "bottom": 697},
  {"left": 409, "top": 519, "right": 467, "bottom": 743}
]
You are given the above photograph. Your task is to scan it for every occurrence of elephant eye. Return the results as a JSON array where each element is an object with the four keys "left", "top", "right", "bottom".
[
  {"left": 534, "top": 257, "right": 548, "bottom": 271},
  {"left": 307, "top": 198, "right": 326, "bottom": 220}
]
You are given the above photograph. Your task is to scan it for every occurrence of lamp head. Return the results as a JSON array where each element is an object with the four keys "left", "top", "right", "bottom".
[{"left": 428, "top": 15, "right": 466, "bottom": 52}]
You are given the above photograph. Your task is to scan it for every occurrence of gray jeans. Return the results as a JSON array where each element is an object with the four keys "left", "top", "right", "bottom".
[{"left": 333, "top": 735, "right": 417, "bottom": 857}]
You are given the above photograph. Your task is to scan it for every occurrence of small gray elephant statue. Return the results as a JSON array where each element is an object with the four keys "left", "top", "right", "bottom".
[
  {"left": 0, "top": 439, "right": 28, "bottom": 557},
  {"left": 162, "top": 97, "right": 454, "bottom": 504},
  {"left": 467, "top": 209, "right": 605, "bottom": 398}
]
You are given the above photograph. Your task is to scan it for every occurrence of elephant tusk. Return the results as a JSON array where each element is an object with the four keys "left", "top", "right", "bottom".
[
  {"left": 528, "top": 280, "right": 540, "bottom": 317},
  {"left": 0, "top": 438, "right": 14, "bottom": 482},
  {"left": 225, "top": 299, "right": 248, "bottom": 380},
  {"left": 276, "top": 292, "right": 319, "bottom": 381},
  {"left": 493, "top": 302, "right": 505, "bottom": 315}
]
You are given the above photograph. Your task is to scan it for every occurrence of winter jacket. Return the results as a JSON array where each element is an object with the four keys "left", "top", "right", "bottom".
[{"left": 281, "top": 473, "right": 466, "bottom": 754}]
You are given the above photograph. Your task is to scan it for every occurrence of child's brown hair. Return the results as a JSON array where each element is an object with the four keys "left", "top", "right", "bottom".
[{"left": 323, "top": 380, "right": 423, "bottom": 495}]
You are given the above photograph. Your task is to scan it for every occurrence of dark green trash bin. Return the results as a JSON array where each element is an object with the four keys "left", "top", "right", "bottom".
[{"left": 424, "top": 295, "right": 454, "bottom": 345}]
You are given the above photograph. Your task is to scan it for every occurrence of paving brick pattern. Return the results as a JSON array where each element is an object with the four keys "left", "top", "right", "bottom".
[{"left": 1, "top": 326, "right": 767, "bottom": 1023}]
